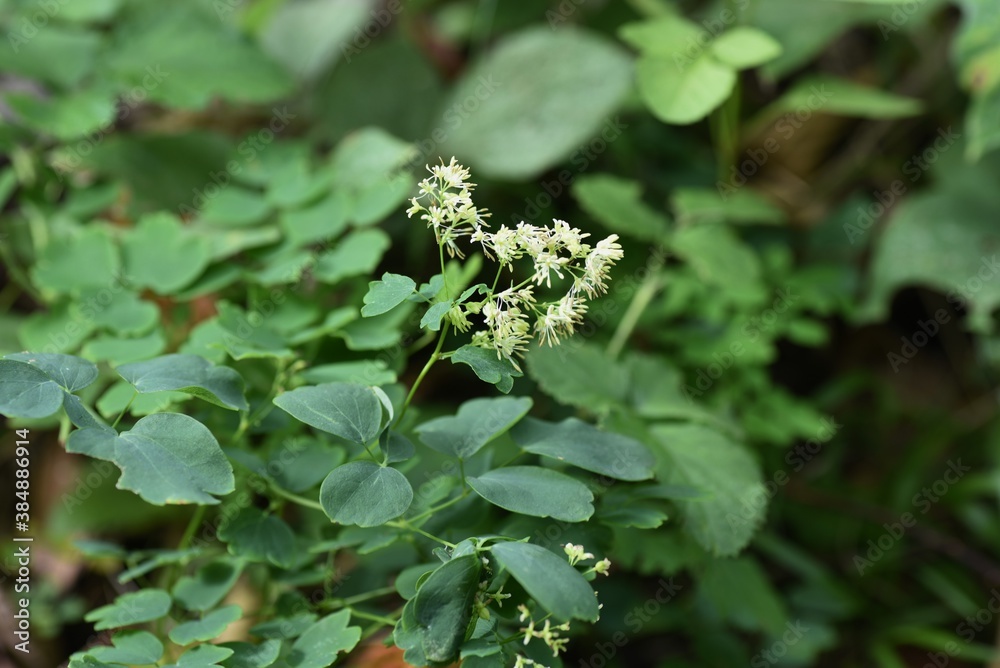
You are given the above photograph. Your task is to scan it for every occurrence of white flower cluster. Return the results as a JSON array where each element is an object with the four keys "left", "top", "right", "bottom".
[
  {"left": 564, "top": 543, "right": 611, "bottom": 576},
  {"left": 514, "top": 656, "right": 548, "bottom": 668},
  {"left": 408, "top": 159, "right": 624, "bottom": 370},
  {"left": 518, "top": 604, "right": 570, "bottom": 658}
]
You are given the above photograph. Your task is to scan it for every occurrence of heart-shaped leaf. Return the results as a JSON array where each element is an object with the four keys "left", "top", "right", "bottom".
[
  {"left": 274, "top": 383, "right": 384, "bottom": 446},
  {"left": 117, "top": 354, "right": 249, "bottom": 411},
  {"left": 169, "top": 605, "right": 242, "bottom": 645},
  {"left": 89, "top": 631, "right": 164, "bottom": 666},
  {"left": 467, "top": 466, "right": 594, "bottom": 522},
  {"left": 114, "top": 413, "right": 235, "bottom": 505},
  {"left": 0, "top": 359, "right": 67, "bottom": 419},
  {"left": 415, "top": 396, "right": 532, "bottom": 459},
  {"left": 361, "top": 273, "right": 416, "bottom": 317},
  {"left": 319, "top": 461, "right": 412, "bottom": 527},
  {"left": 489, "top": 542, "right": 598, "bottom": 622}
]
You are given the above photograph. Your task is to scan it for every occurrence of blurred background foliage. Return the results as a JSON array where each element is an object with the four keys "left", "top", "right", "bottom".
[{"left": 2, "top": 0, "right": 1000, "bottom": 666}]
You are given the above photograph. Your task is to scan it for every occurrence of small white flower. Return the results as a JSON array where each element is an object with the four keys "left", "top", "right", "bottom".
[
  {"left": 592, "top": 558, "right": 612, "bottom": 576},
  {"left": 563, "top": 543, "right": 594, "bottom": 566},
  {"left": 532, "top": 252, "right": 570, "bottom": 287}
]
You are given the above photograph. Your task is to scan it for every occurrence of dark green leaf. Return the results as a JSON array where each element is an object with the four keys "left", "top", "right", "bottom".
[
  {"left": 173, "top": 558, "right": 244, "bottom": 612},
  {"left": 117, "top": 354, "right": 249, "bottom": 411},
  {"left": 218, "top": 508, "right": 297, "bottom": 568},
  {"left": 273, "top": 383, "right": 384, "bottom": 445},
  {"left": 169, "top": 605, "right": 242, "bottom": 645},
  {"left": 319, "top": 462, "right": 412, "bottom": 527},
  {"left": 286, "top": 610, "right": 361, "bottom": 668},
  {"left": 218, "top": 639, "right": 281, "bottom": 668},
  {"left": 361, "top": 273, "right": 417, "bottom": 317},
  {"left": 0, "top": 359, "right": 65, "bottom": 419},
  {"left": 416, "top": 396, "right": 533, "bottom": 459},
  {"left": 85, "top": 589, "right": 172, "bottom": 630},
  {"left": 468, "top": 466, "right": 594, "bottom": 521},
  {"left": 414, "top": 555, "right": 482, "bottom": 663},
  {"left": 89, "top": 631, "right": 164, "bottom": 666},
  {"left": 489, "top": 542, "right": 599, "bottom": 622}
]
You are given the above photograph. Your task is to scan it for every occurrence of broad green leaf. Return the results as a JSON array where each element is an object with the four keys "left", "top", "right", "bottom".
[
  {"left": 218, "top": 508, "right": 297, "bottom": 567},
  {"left": 313, "top": 229, "right": 391, "bottom": 285},
  {"left": 280, "top": 190, "right": 351, "bottom": 245},
  {"left": 5, "top": 25, "right": 100, "bottom": 88},
  {"left": 327, "top": 127, "right": 417, "bottom": 190},
  {"left": 117, "top": 354, "right": 249, "bottom": 411},
  {"left": 173, "top": 558, "right": 244, "bottom": 612},
  {"left": 105, "top": 5, "right": 292, "bottom": 109},
  {"left": 72, "top": 290, "right": 160, "bottom": 336},
  {"left": 274, "top": 383, "right": 384, "bottom": 445},
  {"left": 82, "top": 329, "right": 169, "bottom": 365},
  {"left": 619, "top": 15, "right": 705, "bottom": 59},
  {"left": 415, "top": 396, "right": 533, "bottom": 459},
  {"left": 66, "top": 426, "right": 118, "bottom": 462},
  {"left": 7, "top": 90, "right": 116, "bottom": 141},
  {"left": 361, "top": 273, "right": 417, "bottom": 317},
  {"left": 250, "top": 613, "right": 317, "bottom": 640},
  {"left": 123, "top": 214, "right": 212, "bottom": 294},
  {"left": 380, "top": 430, "right": 415, "bottom": 464},
  {"left": 69, "top": 657, "right": 117, "bottom": 668},
  {"left": 287, "top": 610, "right": 361, "bottom": 668},
  {"left": 19, "top": 302, "right": 95, "bottom": 353},
  {"left": 489, "top": 542, "right": 599, "bottom": 622},
  {"left": 526, "top": 343, "right": 628, "bottom": 413},
  {"left": 114, "top": 413, "right": 235, "bottom": 505},
  {"left": 265, "top": 160, "right": 330, "bottom": 209},
  {"left": 268, "top": 439, "right": 346, "bottom": 493},
  {"left": 319, "top": 462, "right": 413, "bottom": 527},
  {"left": 215, "top": 303, "right": 293, "bottom": 361},
  {"left": 218, "top": 639, "right": 281, "bottom": 668},
  {"left": 572, "top": 174, "right": 670, "bottom": 242},
  {"left": 259, "top": 0, "right": 373, "bottom": 79},
  {"left": 64, "top": 393, "right": 112, "bottom": 431},
  {"left": 710, "top": 27, "right": 783, "bottom": 69},
  {"left": 351, "top": 171, "right": 416, "bottom": 226},
  {"left": 203, "top": 227, "right": 282, "bottom": 261},
  {"left": 96, "top": 380, "right": 187, "bottom": 419},
  {"left": 200, "top": 187, "right": 272, "bottom": 228},
  {"left": 413, "top": 555, "right": 482, "bottom": 663},
  {"left": 672, "top": 187, "right": 785, "bottom": 226},
  {"left": 300, "top": 360, "right": 396, "bottom": 386},
  {"left": 450, "top": 345, "right": 522, "bottom": 394},
  {"left": 0, "top": 360, "right": 65, "bottom": 418},
  {"left": 671, "top": 224, "right": 763, "bottom": 302},
  {"left": 441, "top": 27, "right": 632, "bottom": 179},
  {"left": 634, "top": 53, "right": 736, "bottom": 125},
  {"left": 85, "top": 589, "right": 172, "bottom": 630},
  {"left": 651, "top": 424, "right": 766, "bottom": 556},
  {"left": 511, "top": 417, "right": 655, "bottom": 481},
  {"left": 420, "top": 302, "right": 452, "bottom": 332},
  {"left": 4, "top": 352, "right": 98, "bottom": 392},
  {"left": 169, "top": 605, "right": 242, "bottom": 645},
  {"left": 32, "top": 226, "right": 119, "bottom": 295},
  {"left": 89, "top": 631, "right": 164, "bottom": 666},
  {"left": 164, "top": 643, "right": 234, "bottom": 667},
  {"left": 468, "top": 466, "right": 594, "bottom": 521}
]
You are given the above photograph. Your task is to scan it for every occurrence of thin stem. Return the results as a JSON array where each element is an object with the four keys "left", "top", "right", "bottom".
[
  {"left": 439, "top": 242, "right": 451, "bottom": 300},
  {"left": 349, "top": 608, "right": 398, "bottom": 627},
  {"left": 710, "top": 82, "right": 742, "bottom": 183},
  {"left": 407, "top": 489, "right": 471, "bottom": 524},
  {"left": 397, "top": 323, "right": 450, "bottom": 425},
  {"left": 387, "top": 520, "right": 455, "bottom": 548},
  {"left": 322, "top": 586, "right": 398, "bottom": 610},
  {"left": 269, "top": 484, "right": 324, "bottom": 512},
  {"left": 606, "top": 271, "right": 662, "bottom": 360},
  {"left": 235, "top": 359, "right": 289, "bottom": 442},
  {"left": 111, "top": 391, "right": 138, "bottom": 430}
]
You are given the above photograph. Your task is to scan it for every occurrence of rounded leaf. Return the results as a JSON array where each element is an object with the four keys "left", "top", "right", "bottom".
[
  {"left": 0, "top": 359, "right": 65, "bottom": 419},
  {"left": 274, "top": 383, "right": 384, "bottom": 446},
  {"left": 467, "top": 466, "right": 594, "bottom": 522},
  {"left": 320, "top": 461, "right": 412, "bottom": 527},
  {"left": 489, "top": 542, "right": 599, "bottom": 622}
]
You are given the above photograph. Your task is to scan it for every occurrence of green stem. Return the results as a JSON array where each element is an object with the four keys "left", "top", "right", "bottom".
[
  {"left": 349, "top": 608, "right": 398, "bottom": 627},
  {"left": 235, "top": 359, "right": 289, "bottom": 442},
  {"left": 397, "top": 323, "right": 450, "bottom": 425},
  {"left": 407, "top": 489, "right": 471, "bottom": 524},
  {"left": 606, "top": 271, "right": 663, "bottom": 360},
  {"left": 439, "top": 242, "right": 451, "bottom": 300},
  {"left": 322, "top": 586, "right": 398, "bottom": 610},
  {"left": 112, "top": 391, "right": 138, "bottom": 430},
  {"left": 710, "top": 82, "right": 742, "bottom": 183},
  {"left": 387, "top": 520, "right": 455, "bottom": 548},
  {"left": 269, "top": 484, "right": 324, "bottom": 512}
]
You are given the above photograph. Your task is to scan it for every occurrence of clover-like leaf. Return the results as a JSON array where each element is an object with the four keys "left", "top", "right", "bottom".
[
  {"left": 114, "top": 413, "right": 235, "bottom": 505},
  {"left": 0, "top": 359, "right": 67, "bottom": 419},
  {"left": 89, "top": 630, "right": 164, "bottom": 666},
  {"left": 169, "top": 605, "right": 242, "bottom": 646},
  {"left": 319, "top": 461, "right": 413, "bottom": 527},
  {"left": 489, "top": 542, "right": 599, "bottom": 622},
  {"left": 274, "top": 383, "right": 384, "bottom": 446},
  {"left": 85, "top": 589, "right": 173, "bottom": 630},
  {"left": 122, "top": 213, "right": 212, "bottom": 294},
  {"left": 511, "top": 417, "right": 655, "bottom": 481},
  {"left": 467, "top": 466, "right": 594, "bottom": 522},
  {"left": 117, "top": 354, "right": 249, "bottom": 411},
  {"left": 415, "top": 396, "right": 533, "bottom": 460},
  {"left": 361, "top": 273, "right": 416, "bottom": 317},
  {"left": 286, "top": 610, "right": 361, "bottom": 668}
]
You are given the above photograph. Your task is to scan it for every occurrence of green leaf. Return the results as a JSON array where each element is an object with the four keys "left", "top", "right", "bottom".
[
  {"left": 169, "top": 605, "right": 242, "bottom": 645},
  {"left": 72, "top": 290, "right": 160, "bottom": 336},
  {"left": 468, "top": 466, "right": 594, "bottom": 521},
  {"left": 300, "top": 360, "right": 396, "bottom": 386},
  {"left": 83, "top": 329, "right": 169, "bottom": 365},
  {"left": 572, "top": 174, "right": 671, "bottom": 242},
  {"left": 273, "top": 382, "right": 384, "bottom": 445},
  {"left": 420, "top": 302, "right": 452, "bottom": 332},
  {"left": 117, "top": 549, "right": 204, "bottom": 584},
  {"left": 96, "top": 381, "right": 186, "bottom": 420},
  {"left": 313, "top": 229, "right": 391, "bottom": 285},
  {"left": 450, "top": 345, "right": 523, "bottom": 394},
  {"left": 19, "top": 302, "right": 95, "bottom": 353},
  {"left": 5, "top": 26, "right": 99, "bottom": 88},
  {"left": 173, "top": 558, "right": 244, "bottom": 612},
  {"left": 215, "top": 303, "right": 293, "bottom": 361},
  {"left": 361, "top": 273, "right": 417, "bottom": 317},
  {"left": 123, "top": 214, "right": 212, "bottom": 294},
  {"left": 0, "top": 360, "right": 65, "bottom": 419},
  {"left": 413, "top": 555, "right": 482, "bottom": 663},
  {"left": 7, "top": 90, "right": 117, "bottom": 141},
  {"left": 200, "top": 187, "right": 272, "bottom": 228},
  {"left": 489, "top": 542, "right": 599, "bottom": 622},
  {"left": 218, "top": 508, "right": 297, "bottom": 568},
  {"left": 651, "top": 424, "right": 766, "bottom": 556},
  {"left": 4, "top": 352, "right": 98, "bottom": 393},
  {"left": 526, "top": 343, "right": 628, "bottom": 413},
  {"left": 441, "top": 26, "right": 632, "bottom": 179},
  {"left": 117, "top": 354, "right": 249, "bottom": 411},
  {"left": 415, "top": 396, "right": 533, "bottom": 459},
  {"left": 967, "top": 85, "right": 1000, "bottom": 160},
  {"left": 32, "top": 226, "right": 119, "bottom": 295},
  {"left": 286, "top": 610, "right": 361, "bottom": 668},
  {"left": 671, "top": 224, "right": 763, "bottom": 301},
  {"left": 280, "top": 190, "right": 351, "bottom": 245},
  {"left": 164, "top": 643, "right": 234, "bottom": 667},
  {"left": 250, "top": 613, "right": 317, "bottom": 640},
  {"left": 259, "top": 0, "right": 372, "bottom": 80},
  {"left": 69, "top": 656, "right": 117, "bottom": 668},
  {"left": 710, "top": 27, "right": 783, "bottom": 69},
  {"left": 89, "top": 630, "right": 164, "bottom": 666},
  {"left": 765, "top": 75, "right": 922, "bottom": 119},
  {"left": 265, "top": 160, "right": 330, "bottom": 209},
  {"left": 511, "top": 417, "right": 655, "bottom": 481},
  {"left": 634, "top": 53, "right": 736, "bottom": 125},
  {"left": 328, "top": 127, "right": 417, "bottom": 190},
  {"left": 85, "top": 589, "right": 172, "bottom": 630},
  {"left": 268, "top": 439, "right": 346, "bottom": 493},
  {"left": 66, "top": 426, "right": 118, "bottom": 462},
  {"left": 380, "top": 430, "right": 415, "bottom": 464},
  {"left": 64, "top": 393, "right": 112, "bottom": 431},
  {"left": 218, "top": 639, "right": 281, "bottom": 668},
  {"left": 699, "top": 556, "right": 788, "bottom": 636},
  {"left": 319, "top": 462, "right": 413, "bottom": 527},
  {"left": 672, "top": 187, "right": 785, "bottom": 226},
  {"left": 114, "top": 413, "right": 235, "bottom": 505}
]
